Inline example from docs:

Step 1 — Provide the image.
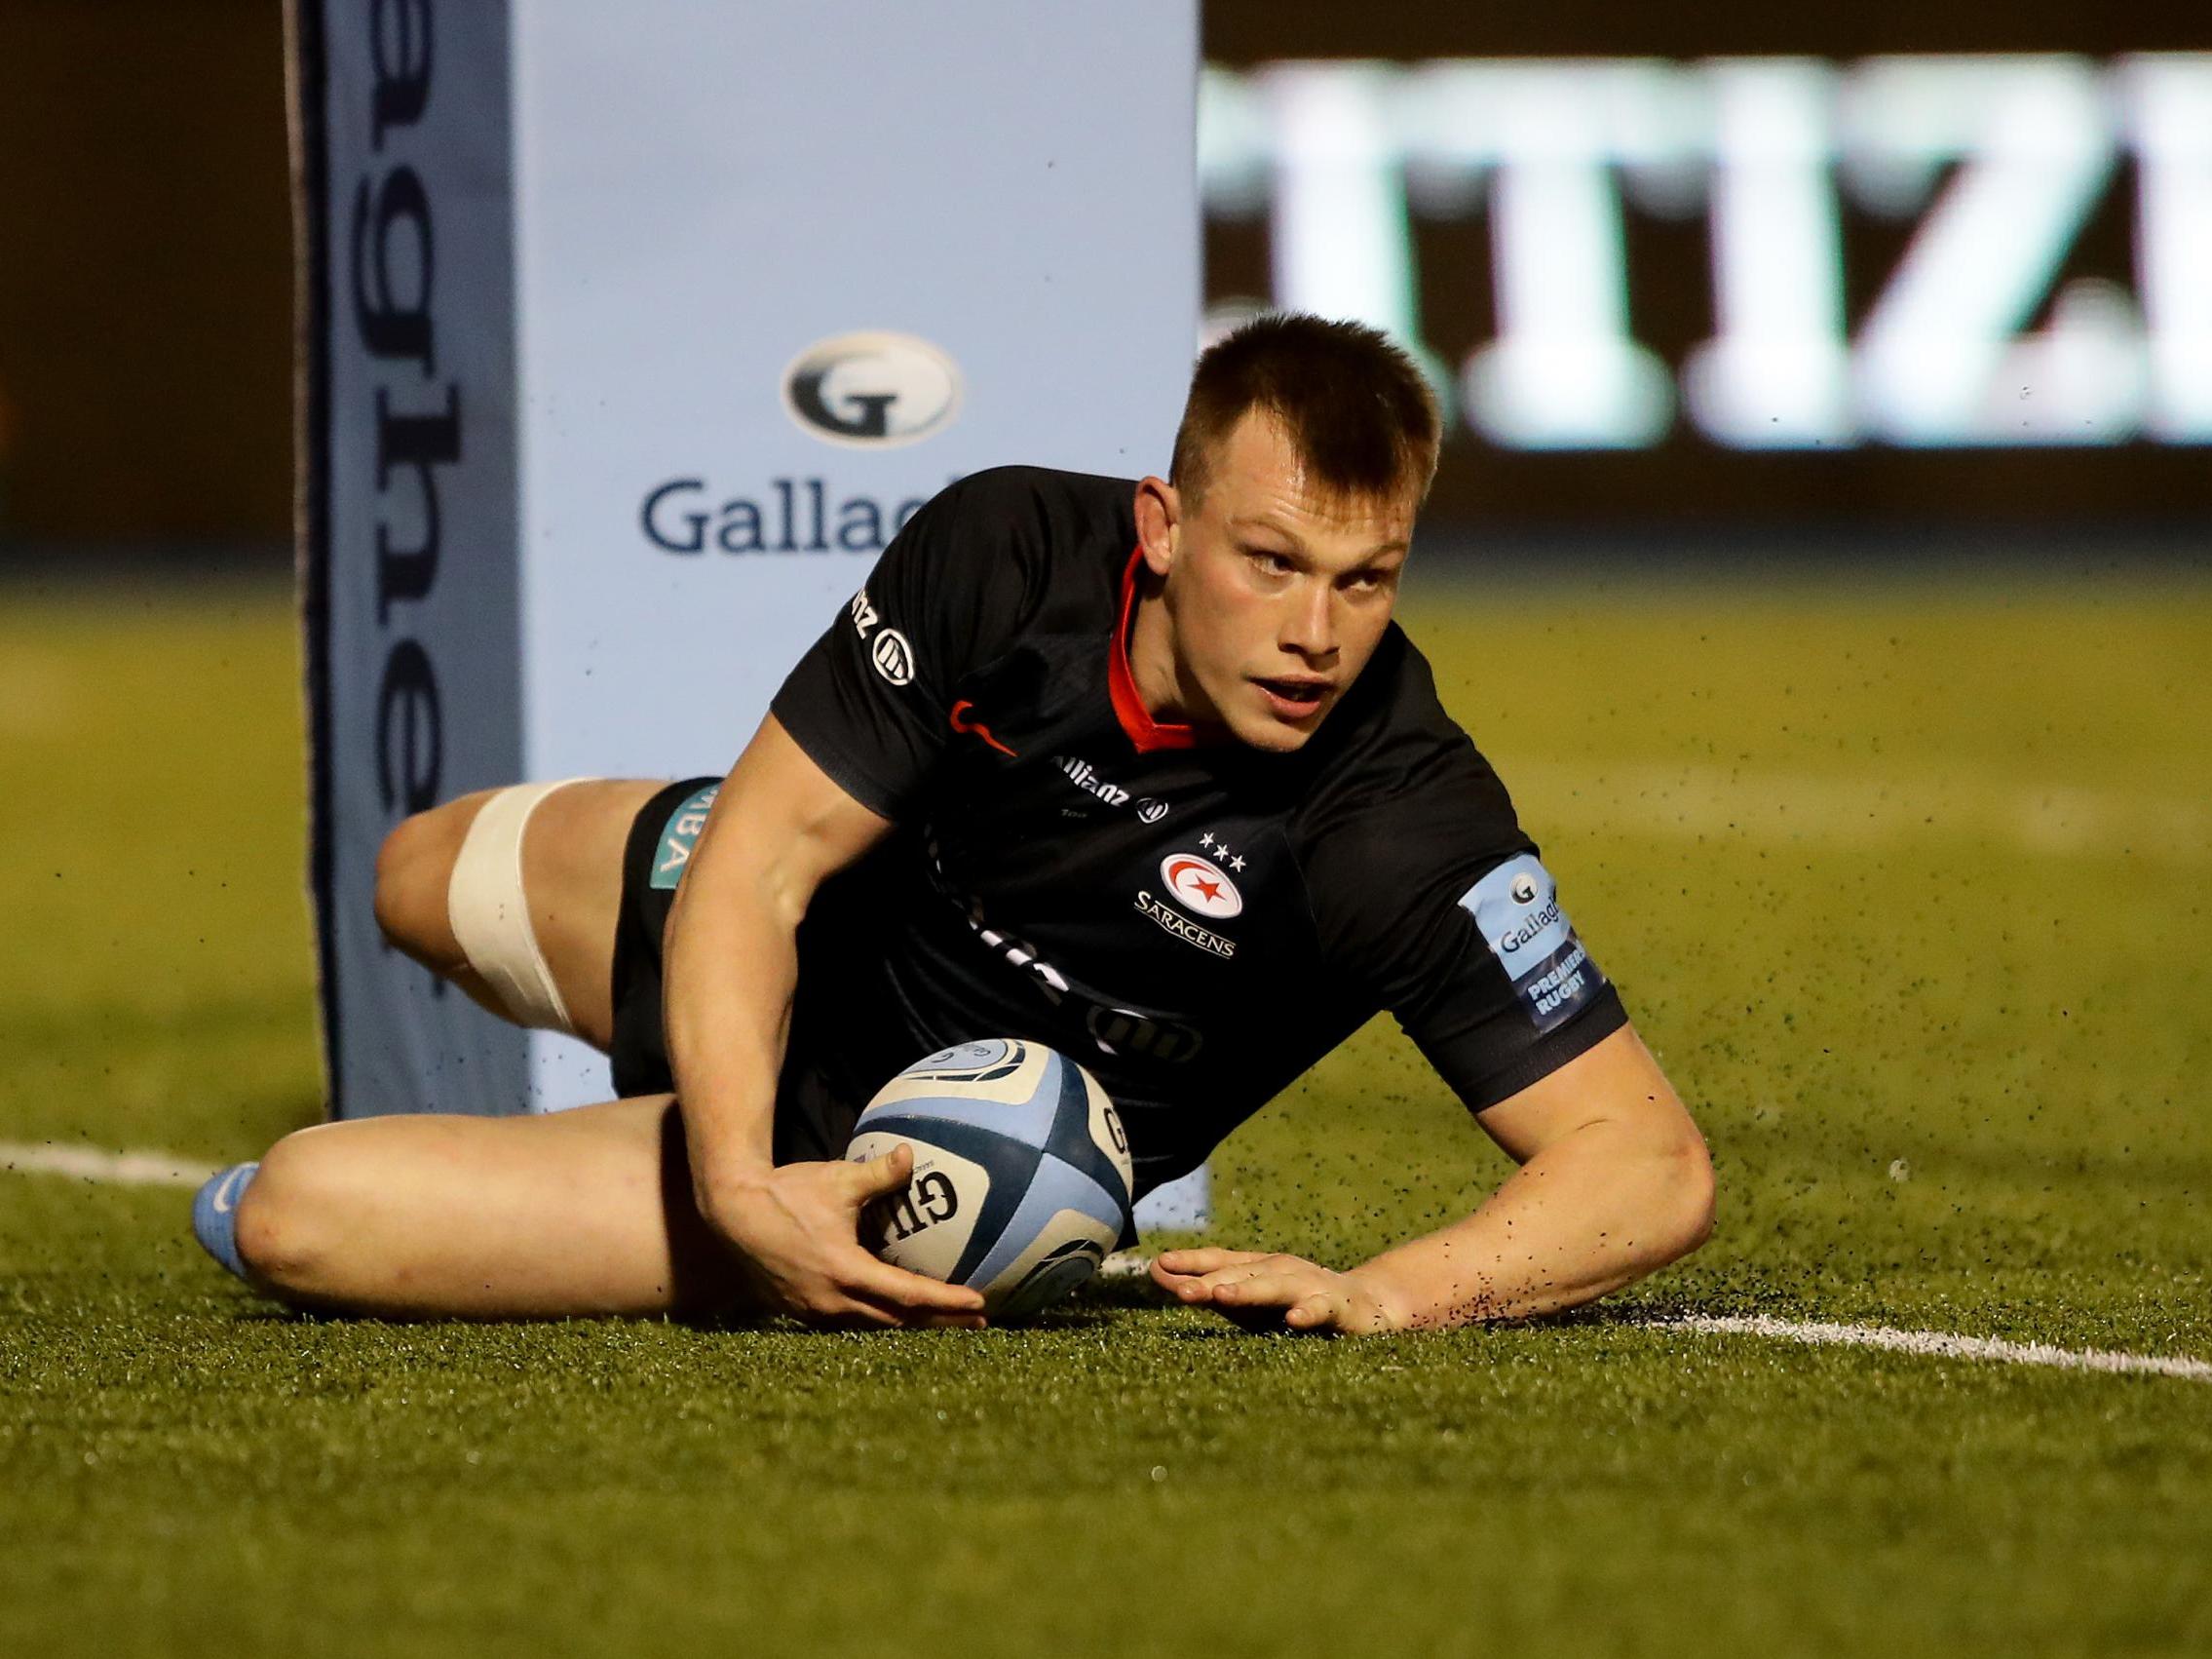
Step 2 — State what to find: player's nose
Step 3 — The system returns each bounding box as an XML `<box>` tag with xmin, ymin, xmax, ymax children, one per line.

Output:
<box><xmin>1278</xmin><ymin>576</ymin><xmax>1339</xmax><ymax>661</ymax></box>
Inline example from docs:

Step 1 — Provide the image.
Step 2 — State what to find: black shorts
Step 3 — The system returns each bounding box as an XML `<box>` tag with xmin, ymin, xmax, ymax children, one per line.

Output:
<box><xmin>608</xmin><ymin>776</ymin><xmax>858</xmax><ymax>1166</ymax></box>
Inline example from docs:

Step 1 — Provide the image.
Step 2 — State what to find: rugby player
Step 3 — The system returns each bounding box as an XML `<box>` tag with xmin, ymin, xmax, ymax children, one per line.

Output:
<box><xmin>195</xmin><ymin>314</ymin><xmax>1714</xmax><ymax>1333</ymax></box>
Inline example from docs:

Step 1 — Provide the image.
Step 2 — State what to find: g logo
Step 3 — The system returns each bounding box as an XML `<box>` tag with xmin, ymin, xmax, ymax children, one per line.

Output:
<box><xmin>782</xmin><ymin>330</ymin><xmax>962</xmax><ymax>447</ymax></box>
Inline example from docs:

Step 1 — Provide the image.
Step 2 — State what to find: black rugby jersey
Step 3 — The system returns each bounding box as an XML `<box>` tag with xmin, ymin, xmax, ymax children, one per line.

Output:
<box><xmin>767</xmin><ymin>466</ymin><xmax>1626</xmax><ymax>1199</ymax></box>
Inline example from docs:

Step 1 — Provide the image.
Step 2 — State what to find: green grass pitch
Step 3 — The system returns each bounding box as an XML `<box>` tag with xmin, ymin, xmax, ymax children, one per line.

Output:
<box><xmin>1</xmin><ymin>561</ymin><xmax>2206</xmax><ymax>1656</ymax></box>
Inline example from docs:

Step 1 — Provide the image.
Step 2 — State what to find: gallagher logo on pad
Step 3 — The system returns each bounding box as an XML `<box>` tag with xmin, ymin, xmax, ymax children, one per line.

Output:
<box><xmin>1160</xmin><ymin>852</ymin><xmax>1241</xmax><ymax>920</ymax></box>
<box><xmin>782</xmin><ymin>331</ymin><xmax>962</xmax><ymax>447</ymax></box>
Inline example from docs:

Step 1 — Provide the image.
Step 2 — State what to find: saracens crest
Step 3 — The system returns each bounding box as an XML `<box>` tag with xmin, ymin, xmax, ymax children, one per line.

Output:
<box><xmin>1159</xmin><ymin>851</ymin><xmax>1241</xmax><ymax>920</ymax></box>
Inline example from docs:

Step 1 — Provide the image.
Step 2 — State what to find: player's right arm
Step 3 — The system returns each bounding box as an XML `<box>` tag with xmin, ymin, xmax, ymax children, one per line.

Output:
<box><xmin>662</xmin><ymin>714</ymin><xmax>985</xmax><ymax>1327</ymax></box>
<box><xmin>667</xmin><ymin>470</ymin><xmax>1050</xmax><ymax>1325</ymax></box>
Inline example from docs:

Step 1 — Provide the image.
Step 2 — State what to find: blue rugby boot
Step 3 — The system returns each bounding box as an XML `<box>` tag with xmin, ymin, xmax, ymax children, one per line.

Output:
<box><xmin>191</xmin><ymin>1162</ymin><xmax>259</xmax><ymax>1282</ymax></box>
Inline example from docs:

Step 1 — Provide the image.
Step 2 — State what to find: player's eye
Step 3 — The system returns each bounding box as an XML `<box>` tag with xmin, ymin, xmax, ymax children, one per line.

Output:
<box><xmin>1246</xmin><ymin>549</ymin><xmax>1295</xmax><ymax>576</ymax></box>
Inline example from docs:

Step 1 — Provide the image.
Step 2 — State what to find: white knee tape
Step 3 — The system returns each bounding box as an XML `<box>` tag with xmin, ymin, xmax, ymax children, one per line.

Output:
<box><xmin>445</xmin><ymin>780</ymin><xmax>591</xmax><ymax>1034</ymax></box>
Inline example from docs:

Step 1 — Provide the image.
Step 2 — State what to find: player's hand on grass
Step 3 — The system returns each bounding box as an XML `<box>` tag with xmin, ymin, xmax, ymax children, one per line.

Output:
<box><xmin>705</xmin><ymin>1144</ymin><xmax>986</xmax><ymax>1330</ymax></box>
<box><xmin>1151</xmin><ymin>1249</ymin><xmax>1405</xmax><ymax>1335</ymax></box>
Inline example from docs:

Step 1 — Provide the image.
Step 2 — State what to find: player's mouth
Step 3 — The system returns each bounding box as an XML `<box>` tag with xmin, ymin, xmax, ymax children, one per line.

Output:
<box><xmin>1253</xmin><ymin>675</ymin><xmax>1332</xmax><ymax>720</ymax></box>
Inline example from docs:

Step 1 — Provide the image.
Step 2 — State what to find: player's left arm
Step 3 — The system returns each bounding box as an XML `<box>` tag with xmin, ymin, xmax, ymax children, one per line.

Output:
<box><xmin>1153</xmin><ymin>1022</ymin><xmax>1712</xmax><ymax>1332</ymax></box>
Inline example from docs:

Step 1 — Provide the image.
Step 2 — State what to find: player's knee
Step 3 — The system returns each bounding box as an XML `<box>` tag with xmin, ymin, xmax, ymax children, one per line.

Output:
<box><xmin>231</xmin><ymin>1129</ymin><xmax>352</xmax><ymax>1303</ymax></box>
<box><xmin>373</xmin><ymin>807</ymin><xmax>462</xmax><ymax>966</ymax></box>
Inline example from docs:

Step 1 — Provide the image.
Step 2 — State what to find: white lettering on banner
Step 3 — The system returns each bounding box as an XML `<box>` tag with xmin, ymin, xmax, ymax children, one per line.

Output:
<box><xmin>1201</xmin><ymin>53</ymin><xmax>2212</xmax><ymax>449</ymax></box>
<box><xmin>1414</xmin><ymin>60</ymin><xmax>1687</xmax><ymax>448</ymax></box>
<box><xmin>2119</xmin><ymin>58</ymin><xmax>2212</xmax><ymax>440</ymax></box>
<box><xmin>1845</xmin><ymin>58</ymin><xmax>2139</xmax><ymax>444</ymax></box>
<box><xmin>1684</xmin><ymin>58</ymin><xmax>1853</xmax><ymax>446</ymax></box>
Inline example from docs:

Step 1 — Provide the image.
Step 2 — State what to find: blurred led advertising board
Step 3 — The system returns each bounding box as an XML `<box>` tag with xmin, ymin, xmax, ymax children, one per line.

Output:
<box><xmin>1202</xmin><ymin>9</ymin><xmax>2212</xmax><ymax>525</ymax></box>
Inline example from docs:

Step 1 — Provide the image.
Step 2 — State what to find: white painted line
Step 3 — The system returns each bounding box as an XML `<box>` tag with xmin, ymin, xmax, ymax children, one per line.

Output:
<box><xmin>1115</xmin><ymin>1252</ymin><xmax>2209</xmax><ymax>1380</ymax></box>
<box><xmin>0</xmin><ymin>1140</ymin><xmax>219</xmax><ymax>1189</ymax></box>
<box><xmin>1641</xmin><ymin>1313</ymin><xmax>2212</xmax><ymax>1382</ymax></box>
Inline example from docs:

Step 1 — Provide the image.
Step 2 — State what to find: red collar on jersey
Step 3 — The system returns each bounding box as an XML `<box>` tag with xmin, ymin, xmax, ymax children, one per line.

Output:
<box><xmin>1109</xmin><ymin>547</ymin><xmax>1199</xmax><ymax>753</ymax></box>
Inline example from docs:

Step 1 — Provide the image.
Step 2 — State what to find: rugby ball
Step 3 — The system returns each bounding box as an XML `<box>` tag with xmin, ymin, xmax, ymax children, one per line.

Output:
<box><xmin>847</xmin><ymin>1038</ymin><xmax>1134</xmax><ymax>1323</ymax></box>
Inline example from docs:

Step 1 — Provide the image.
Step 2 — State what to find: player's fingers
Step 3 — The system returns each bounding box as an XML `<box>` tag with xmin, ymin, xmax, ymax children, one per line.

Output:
<box><xmin>1208</xmin><ymin>1268</ymin><xmax>1314</xmax><ymax>1307</ymax></box>
<box><xmin>1194</xmin><ymin>1258</ymin><xmax>1295</xmax><ymax>1293</ymax></box>
<box><xmin>804</xmin><ymin>1293</ymin><xmax>901</xmax><ymax>1331</ymax></box>
<box><xmin>1156</xmin><ymin>1258</ymin><xmax>1294</xmax><ymax>1305</ymax></box>
<box><xmin>1153</xmin><ymin>1265</ymin><xmax>1212</xmax><ymax>1305</ymax></box>
<box><xmin>846</xmin><ymin>1141</ymin><xmax>915</xmax><ymax>1201</ymax></box>
<box><xmin>844</xmin><ymin>1253</ymin><xmax>985</xmax><ymax>1314</ymax></box>
<box><xmin>1155</xmin><ymin>1248</ymin><xmax>1268</xmax><ymax>1275</ymax></box>
<box><xmin>1150</xmin><ymin>1265</ymin><xmax>1202</xmax><ymax>1309</ymax></box>
<box><xmin>836</xmin><ymin>1285</ymin><xmax>987</xmax><ymax>1331</ymax></box>
<box><xmin>1282</xmin><ymin>1291</ymin><xmax>1345</xmax><ymax>1332</ymax></box>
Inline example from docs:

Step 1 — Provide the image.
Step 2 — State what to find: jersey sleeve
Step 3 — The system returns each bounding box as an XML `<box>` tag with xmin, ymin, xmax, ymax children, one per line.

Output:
<box><xmin>1301</xmin><ymin>746</ymin><xmax>1628</xmax><ymax>1114</ymax></box>
<box><xmin>769</xmin><ymin>469</ymin><xmax>1046</xmax><ymax>819</ymax></box>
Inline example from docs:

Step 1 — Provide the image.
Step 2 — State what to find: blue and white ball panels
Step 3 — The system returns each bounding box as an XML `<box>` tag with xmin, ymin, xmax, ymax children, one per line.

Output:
<box><xmin>847</xmin><ymin>1039</ymin><xmax>1134</xmax><ymax>1322</ymax></box>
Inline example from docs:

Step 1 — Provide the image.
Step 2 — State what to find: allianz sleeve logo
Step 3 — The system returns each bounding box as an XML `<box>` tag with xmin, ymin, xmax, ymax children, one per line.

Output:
<box><xmin>848</xmin><ymin>587</ymin><xmax>916</xmax><ymax>686</ymax></box>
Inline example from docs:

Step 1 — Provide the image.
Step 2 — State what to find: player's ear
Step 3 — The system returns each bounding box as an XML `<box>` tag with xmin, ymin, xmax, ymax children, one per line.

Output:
<box><xmin>1133</xmin><ymin>476</ymin><xmax>1178</xmax><ymax>577</ymax></box>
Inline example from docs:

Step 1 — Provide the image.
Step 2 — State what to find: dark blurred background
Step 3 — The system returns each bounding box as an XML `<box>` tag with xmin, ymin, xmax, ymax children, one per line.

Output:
<box><xmin>0</xmin><ymin>0</ymin><xmax>291</xmax><ymax>550</ymax></box>
<box><xmin>0</xmin><ymin>0</ymin><xmax>2204</xmax><ymax>555</ymax></box>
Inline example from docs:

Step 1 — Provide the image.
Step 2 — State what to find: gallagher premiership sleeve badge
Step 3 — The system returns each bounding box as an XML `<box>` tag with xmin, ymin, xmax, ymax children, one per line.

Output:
<box><xmin>1458</xmin><ymin>854</ymin><xmax>1609</xmax><ymax>1034</ymax></box>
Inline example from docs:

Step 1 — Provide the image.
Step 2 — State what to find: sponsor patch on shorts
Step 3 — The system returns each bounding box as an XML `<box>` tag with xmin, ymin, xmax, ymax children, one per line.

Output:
<box><xmin>651</xmin><ymin>785</ymin><xmax>719</xmax><ymax>890</ymax></box>
<box><xmin>1459</xmin><ymin>853</ymin><xmax>1607</xmax><ymax>1033</ymax></box>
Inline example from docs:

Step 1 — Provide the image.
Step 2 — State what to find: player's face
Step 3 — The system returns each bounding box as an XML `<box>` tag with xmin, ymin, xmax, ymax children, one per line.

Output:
<box><xmin>1144</xmin><ymin>412</ymin><xmax>1416</xmax><ymax>754</ymax></box>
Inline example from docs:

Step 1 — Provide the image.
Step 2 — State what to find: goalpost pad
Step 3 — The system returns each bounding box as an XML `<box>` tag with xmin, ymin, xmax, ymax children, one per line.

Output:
<box><xmin>293</xmin><ymin>0</ymin><xmax>1209</xmax><ymax>1226</ymax></box>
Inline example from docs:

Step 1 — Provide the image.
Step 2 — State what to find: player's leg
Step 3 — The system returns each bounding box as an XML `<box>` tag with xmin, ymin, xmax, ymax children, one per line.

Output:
<box><xmin>373</xmin><ymin>778</ymin><xmax>667</xmax><ymax>1050</ymax></box>
<box><xmin>228</xmin><ymin>1094</ymin><xmax>741</xmax><ymax>1319</ymax></box>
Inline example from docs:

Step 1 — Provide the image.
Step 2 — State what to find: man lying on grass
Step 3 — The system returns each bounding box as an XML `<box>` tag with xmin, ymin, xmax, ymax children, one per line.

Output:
<box><xmin>193</xmin><ymin>314</ymin><xmax>1714</xmax><ymax>1332</ymax></box>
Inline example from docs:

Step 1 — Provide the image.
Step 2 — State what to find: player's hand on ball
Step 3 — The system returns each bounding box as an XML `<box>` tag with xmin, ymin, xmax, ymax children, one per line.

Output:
<box><xmin>1150</xmin><ymin>1249</ymin><xmax>1404</xmax><ymax>1335</ymax></box>
<box><xmin>707</xmin><ymin>1145</ymin><xmax>987</xmax><ymax>1330</ymax></box>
